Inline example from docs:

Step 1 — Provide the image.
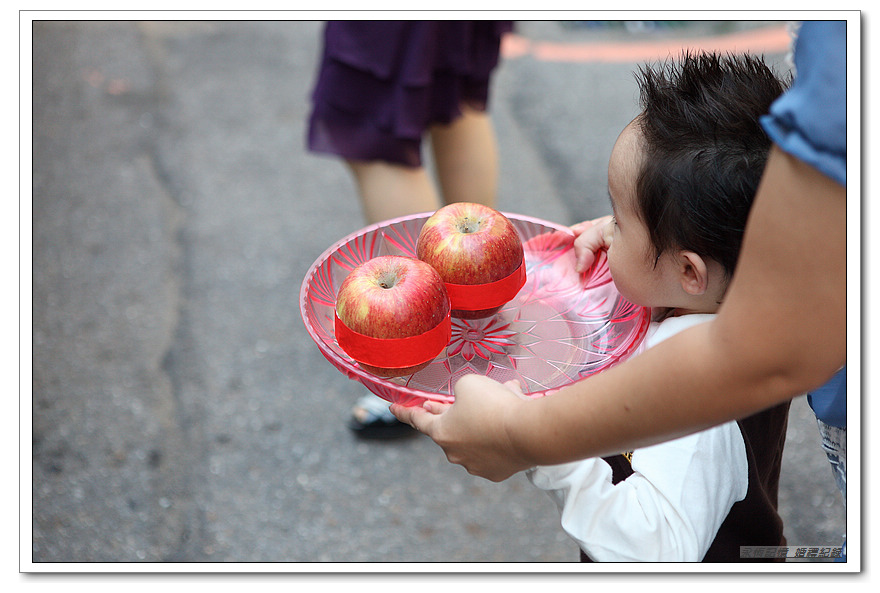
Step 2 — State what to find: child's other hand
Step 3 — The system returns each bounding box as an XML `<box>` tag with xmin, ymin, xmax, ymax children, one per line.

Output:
<box><xmin>570</xmin><ymin>215</ymin><xmax>613</xmax><ymax>273</ymax></box>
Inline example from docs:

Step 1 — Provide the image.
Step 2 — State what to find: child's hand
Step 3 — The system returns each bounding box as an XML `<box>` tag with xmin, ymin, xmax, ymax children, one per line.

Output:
<box><xmin>570</xmin><ymin>215</ymin><xmax>613</xmax><ymax>273</ymax></box>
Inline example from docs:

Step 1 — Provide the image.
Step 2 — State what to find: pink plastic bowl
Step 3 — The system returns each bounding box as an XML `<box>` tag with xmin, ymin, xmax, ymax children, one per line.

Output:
<box><xmin>300</xmin><ymin>213</ymin><xmax>650</xmax><ymax>407</ymax></box>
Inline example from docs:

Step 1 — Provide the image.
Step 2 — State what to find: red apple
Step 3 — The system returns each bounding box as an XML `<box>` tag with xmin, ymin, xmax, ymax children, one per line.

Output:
<box><xmin>416</xmin><ymin>202</ymin><xmax>525</xmax><ymax>319</ymax></box>
<box><xmin>335</xmin><ymin>255</ymin><xmax>451</xmax><ymax>377</ymax></box>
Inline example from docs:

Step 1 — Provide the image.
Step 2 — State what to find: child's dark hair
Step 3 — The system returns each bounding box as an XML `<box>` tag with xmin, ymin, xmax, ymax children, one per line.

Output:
<box><xmin>634</xmin><ymin>51</ymin><xmax>789</xmax><ymax>277</ymax></box>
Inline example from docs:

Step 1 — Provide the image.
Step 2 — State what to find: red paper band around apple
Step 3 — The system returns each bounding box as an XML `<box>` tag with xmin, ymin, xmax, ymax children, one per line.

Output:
<box><xmin>443</xmin><ymin>261</ymin><xmax>527</xmax><ymax>311</ymax></box>
<box><xmin>334</xmin><ymin>311</ymin><xmax>452</xmax><ymax>369</ymax></box>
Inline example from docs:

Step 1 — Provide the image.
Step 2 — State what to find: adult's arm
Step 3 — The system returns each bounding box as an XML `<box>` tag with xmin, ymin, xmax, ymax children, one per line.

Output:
<box><xmin>391</xmin><ymin>145</ymin><xmax>846</xmax><ymax>481</ymax></box>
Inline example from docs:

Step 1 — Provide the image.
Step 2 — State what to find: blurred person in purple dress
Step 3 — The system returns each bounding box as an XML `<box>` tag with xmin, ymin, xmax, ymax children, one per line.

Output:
<box><xmin>307</xmin><ymin>20</ymin><xmax>513</xmax><ymax>438</ymax></box>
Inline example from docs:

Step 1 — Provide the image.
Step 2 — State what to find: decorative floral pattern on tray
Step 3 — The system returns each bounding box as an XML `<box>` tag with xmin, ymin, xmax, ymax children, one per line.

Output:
<box><xmin>300</xmin><ymin>213</ymin><xmax>650</xmax><ymax>406</ymax></box>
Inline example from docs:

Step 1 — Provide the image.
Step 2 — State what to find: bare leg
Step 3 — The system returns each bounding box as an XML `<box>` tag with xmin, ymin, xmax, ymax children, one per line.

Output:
<box><xmin>344</xmin><ymin>106</ymin><xmax>501</xmax><ymax>438</ymax></box>
<box><xmin>429</xmin><ymin>105</ymin><xmax>499</xmax><ymax>208</ymax></box>
<box><xmin>344</xmin><ymin>159</ymin><xmax>441</xmax><ymax>438</ymax></box>
<box><xmin>346</xmin><ymin>160</ymin><xmax>441</xmax><ymax>225</ymax></box>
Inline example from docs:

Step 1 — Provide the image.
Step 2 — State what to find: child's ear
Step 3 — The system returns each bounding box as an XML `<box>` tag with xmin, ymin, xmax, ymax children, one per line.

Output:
<box><xmin>677</xmin><ymin>251</ymin><xmax>710</xmax><ymax>296</ymax></box>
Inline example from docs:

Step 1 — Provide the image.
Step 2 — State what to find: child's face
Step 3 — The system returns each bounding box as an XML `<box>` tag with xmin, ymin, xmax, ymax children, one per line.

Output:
<box><xmin>604</xmin><ymin>122</ymin><xmax>680</xmax><ymax>308</ymax></box>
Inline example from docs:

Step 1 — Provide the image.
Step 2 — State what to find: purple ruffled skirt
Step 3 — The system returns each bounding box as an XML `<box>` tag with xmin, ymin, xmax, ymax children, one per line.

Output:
<box><xmin>307</xmin><ymin>21</ymin><xmax>514</xmax><ymax>167</ymax></box>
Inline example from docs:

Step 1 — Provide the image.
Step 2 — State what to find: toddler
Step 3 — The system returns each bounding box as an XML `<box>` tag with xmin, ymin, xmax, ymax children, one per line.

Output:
<box><xmin>527</xmin><ymin>51</ymin><xmax>793</xmax><ymax>562</ymax></box>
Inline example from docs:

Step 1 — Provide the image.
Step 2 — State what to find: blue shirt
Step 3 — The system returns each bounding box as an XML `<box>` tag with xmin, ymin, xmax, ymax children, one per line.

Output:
<box><xmin>761</xmin><ymin>21</ymin><xmax>847</xmax><ymax>187</ymax></box>
<box><xmin>808</xmin><ymin>367</ymin><xmax>846</xmax><ymax>429</ymax></box>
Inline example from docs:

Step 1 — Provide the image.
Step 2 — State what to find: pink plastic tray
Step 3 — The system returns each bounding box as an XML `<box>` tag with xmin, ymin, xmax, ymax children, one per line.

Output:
<box><xmin>300</xmin><ymin>213</ymin><xmax>650</xmax><ymax>406</ymax></box>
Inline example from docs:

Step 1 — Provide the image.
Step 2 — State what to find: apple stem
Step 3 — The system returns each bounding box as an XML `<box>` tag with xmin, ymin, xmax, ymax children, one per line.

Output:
<box><xmin>378</xmin><ymin>272</ymin><xmax>398</xmax><ymax>289</ymax></box>
<box><xmin>457</xmin><ymin>217</ymin><xmax>482</xmax><ymax>234</ymax></box>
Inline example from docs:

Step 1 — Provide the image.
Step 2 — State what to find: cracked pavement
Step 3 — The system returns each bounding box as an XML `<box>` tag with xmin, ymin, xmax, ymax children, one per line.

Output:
<box><xmin>29</xmin><ymin>20</ymin><xmax>846</xmax><ymax>565</ymax></box>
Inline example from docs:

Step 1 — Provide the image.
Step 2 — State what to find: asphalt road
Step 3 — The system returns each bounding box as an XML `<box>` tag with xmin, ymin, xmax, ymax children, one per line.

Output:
<box><xmin>29</xmin><ymin>19</ymin><xmax>846</xmax><ymax>566</ymax></box>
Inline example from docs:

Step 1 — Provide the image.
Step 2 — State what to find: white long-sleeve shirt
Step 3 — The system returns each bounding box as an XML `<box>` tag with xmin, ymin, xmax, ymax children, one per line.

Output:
<box><xmin>526</xmin><ymin>314</ymin><xmax>749</xmax><ymax>562</ymax></box>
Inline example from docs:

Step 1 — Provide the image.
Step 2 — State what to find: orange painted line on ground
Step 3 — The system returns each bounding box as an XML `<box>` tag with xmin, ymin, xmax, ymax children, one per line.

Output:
<box><xmin>502</xmin><ymin>24</ymin><xmax>792</xmax><ymax>63</ymax></box>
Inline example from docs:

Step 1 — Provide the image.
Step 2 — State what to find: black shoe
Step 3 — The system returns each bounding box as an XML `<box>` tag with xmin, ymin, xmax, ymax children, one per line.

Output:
<box><xmin>347</xmin><ymin>393</ymin><xmax>416</xmax><ymax>439</ymax></box>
